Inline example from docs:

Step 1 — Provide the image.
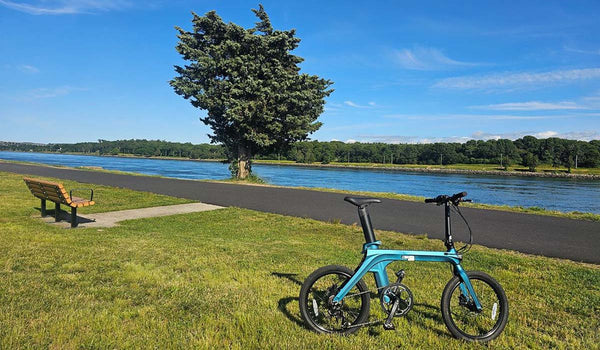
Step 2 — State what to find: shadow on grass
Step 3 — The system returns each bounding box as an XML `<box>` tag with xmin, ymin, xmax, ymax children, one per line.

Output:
<box><xmin>277</xmin><ymin>296</ymin><xmax>306</xmax><ymax>328</ymax></box>
<box><xmin>271</xmin><ymin>272</ymin><xmax>303</xmax><ymax>286</ymax></box>
<box><xmin>271</xmin><ymin>272</ymin><xmax>308</xmax><ymax>329</ymax></box>
<box><xmin>34</xmin><ymin>207</ymin><xmax>95</xmax><ymax>225</ymax></box>
<box><xmin>271</xmin><ymin>272</ymin><xmax>449</xmax><ymax>338</ymax></box>
<box><xmin>404</xmin><ymin>303</ymin><xmax>450</xmax><ymax>338</ymax></box>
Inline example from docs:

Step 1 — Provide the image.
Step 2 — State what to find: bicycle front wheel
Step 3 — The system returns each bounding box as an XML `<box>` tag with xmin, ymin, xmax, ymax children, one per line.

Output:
<box><xmin>441</xmin><ymin>270</ymin><xmax>509</xmax><ymax>342</ymax></box>
<box><xmin>299</xmin><ymin>265</ymin><xmax>370</xmax><ymax>335</ymax></box>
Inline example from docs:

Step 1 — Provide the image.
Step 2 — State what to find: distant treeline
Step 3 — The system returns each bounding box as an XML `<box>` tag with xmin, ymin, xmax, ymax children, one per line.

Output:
<box><xmin>2</xmin><ymin>136</ymin><xmax>599</xmax><ymax>169</ymax></box>
<box><xmin>0</xmin><ymin>139</ymin><xmax>226</xmax><ymax>160</ymax></box>
<box><xmin>277</xmin><ymin>137</ymin><xmax>600</xmax><ymax>170</ymax></box>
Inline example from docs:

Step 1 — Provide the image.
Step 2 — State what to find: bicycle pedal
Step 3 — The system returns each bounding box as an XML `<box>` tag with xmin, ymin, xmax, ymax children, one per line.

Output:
<box><xmin>383</xmin><ymin>321</ymin><xmax>395</xmax><ymax>330</ymax></box>
<box><xmin>395</xmin><ymin>269</ymin><xmax>405</xmax><ymax>283</ymax></box>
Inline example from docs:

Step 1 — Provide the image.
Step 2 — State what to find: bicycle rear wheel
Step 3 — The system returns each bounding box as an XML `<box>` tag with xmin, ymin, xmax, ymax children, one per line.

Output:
<box><xmin>299</xmin><ymin>265</ymin><xmax>370</xmax><ymax>335</ymax></box>
<box><xmin>441</xmin><ymin>270</ymin><xmax>509</xmax><ymax>342</ymax></box>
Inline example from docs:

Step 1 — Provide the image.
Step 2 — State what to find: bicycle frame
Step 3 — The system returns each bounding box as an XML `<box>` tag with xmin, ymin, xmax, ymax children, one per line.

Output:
<box><xmin>333</xmin><ymin>201</ymin><xmax>482</xmax><ymax>311</ymax></box>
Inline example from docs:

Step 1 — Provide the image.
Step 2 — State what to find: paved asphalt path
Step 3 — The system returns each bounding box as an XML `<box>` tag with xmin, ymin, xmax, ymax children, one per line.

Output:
<box><xmin>2</xmin><ymin>161</ymin><xmax>599</xmax><ymax>264</ymax></box>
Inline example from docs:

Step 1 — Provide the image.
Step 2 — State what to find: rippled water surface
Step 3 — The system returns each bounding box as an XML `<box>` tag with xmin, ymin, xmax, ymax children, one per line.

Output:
<box><xmin>1</xmin><ymin>151</ymin><xmax>599</xmax><ymax>213</ymax></box>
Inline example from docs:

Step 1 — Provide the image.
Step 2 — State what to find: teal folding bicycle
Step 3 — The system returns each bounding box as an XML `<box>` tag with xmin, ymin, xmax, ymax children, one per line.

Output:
<box><xmin>299</xmin><ymin>192</ymin><xmax>508</xmax><ymax>342</ymax></box>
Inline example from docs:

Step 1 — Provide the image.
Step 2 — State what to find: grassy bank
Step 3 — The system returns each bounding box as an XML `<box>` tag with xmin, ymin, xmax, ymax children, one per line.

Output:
<box><xmin>255</xmin><ymin>159</ymin><xmax>600</xmax><ymax>176</ymax></box>
<box><xmin>0</xmin><ymin>172</ymin><xmax>598</xmax><ymax>348</ymax></box>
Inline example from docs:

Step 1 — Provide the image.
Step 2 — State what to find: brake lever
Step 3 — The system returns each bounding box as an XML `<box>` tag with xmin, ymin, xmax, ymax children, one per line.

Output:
<box><xmin>453</xmin><ymin>198</ymin><xmax>472</xmax><ymax>206</ymax></box>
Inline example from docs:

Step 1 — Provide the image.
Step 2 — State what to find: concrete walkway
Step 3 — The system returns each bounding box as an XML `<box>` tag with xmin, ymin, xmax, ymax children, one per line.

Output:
<box><xmin>42</xmin><ymin>202</ymin><xmax>224</xmax><ymax>228</ymax></box>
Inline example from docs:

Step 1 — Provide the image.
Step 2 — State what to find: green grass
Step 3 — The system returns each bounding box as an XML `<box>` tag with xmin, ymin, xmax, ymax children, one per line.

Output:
<box><xmin>255</xmin><ymin>159</ymin><xmax>600</xmax><ymax>176</ymax></box>
<box><xmin>0</xmin><ymin>172</ymin><xmax>599</xmax><ymax>348</ymax></box>
<box><xmin>222</xmin><ymin>173</ymin><xmax>267</xmax><ymax>184</ymax></box>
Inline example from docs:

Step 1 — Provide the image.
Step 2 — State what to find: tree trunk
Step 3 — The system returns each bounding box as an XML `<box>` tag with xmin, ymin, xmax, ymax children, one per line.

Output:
<box><xmin>236</xmin><ymin>145</ymin><xmax>251</xmax><ymax>179</ymax></box>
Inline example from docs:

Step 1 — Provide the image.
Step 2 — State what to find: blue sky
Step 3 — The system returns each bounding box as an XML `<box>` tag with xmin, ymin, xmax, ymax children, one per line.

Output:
<box><xmin>1</xmin><ymin>0</ymin><xmax>599</xmax><ymax>144</ymax></box>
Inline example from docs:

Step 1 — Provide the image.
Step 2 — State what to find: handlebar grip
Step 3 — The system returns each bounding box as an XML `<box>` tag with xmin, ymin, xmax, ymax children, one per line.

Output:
<box><xmin>450</xmin><ymin>191</ymin><xmax>467</xmax><ymax>201</ymax></box>
<box><xmin>424</xmin><ymin>198</ymin><xmax>437</xmax><ymax>203</ymax></box>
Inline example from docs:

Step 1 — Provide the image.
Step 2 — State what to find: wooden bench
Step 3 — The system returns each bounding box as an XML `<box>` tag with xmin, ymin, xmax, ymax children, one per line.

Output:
<box><xmin>23</xmin><ymin>177</ymin><xmax>95</xmax><ymax>228</ymax></box>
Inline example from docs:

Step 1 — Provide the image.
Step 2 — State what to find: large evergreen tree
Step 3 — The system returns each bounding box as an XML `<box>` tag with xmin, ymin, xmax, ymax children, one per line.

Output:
<box><xmin>170</xmin><ymin>5</ymin><xmax>333</xmax><ymax>178</ymax></box>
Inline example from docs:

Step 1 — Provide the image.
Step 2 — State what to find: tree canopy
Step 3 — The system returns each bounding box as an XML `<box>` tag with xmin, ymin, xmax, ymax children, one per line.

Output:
<box><xmin>170</xmin><ymin>5</ymin><xmax>333</xmax><ymax>178</ymax></box>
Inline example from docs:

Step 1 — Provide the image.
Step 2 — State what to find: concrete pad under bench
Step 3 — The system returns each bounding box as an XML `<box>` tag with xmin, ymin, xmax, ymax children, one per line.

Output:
<box><xmin>39</xmin><ymin>202</ymin><xmax>224</xmax><ymax>228</ymax></box>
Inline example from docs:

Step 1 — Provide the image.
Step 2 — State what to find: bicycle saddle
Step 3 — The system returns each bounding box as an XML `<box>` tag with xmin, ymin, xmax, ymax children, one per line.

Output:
<box><xmin>344</xmin><ymin>196</ymin><xmax>381</xmax><ymax>207</ymax></box>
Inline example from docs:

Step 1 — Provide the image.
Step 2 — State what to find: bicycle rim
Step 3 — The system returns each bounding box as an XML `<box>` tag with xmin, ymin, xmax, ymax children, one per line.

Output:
<box><xmin>303</xmin><ymin>271</ymin><xmax>367</xmax><ymax>333</ymax></box>
<box><xmin>447</xmin><ymin>277</ymin><xmax>505</xmax><ymax>339</ymax></box>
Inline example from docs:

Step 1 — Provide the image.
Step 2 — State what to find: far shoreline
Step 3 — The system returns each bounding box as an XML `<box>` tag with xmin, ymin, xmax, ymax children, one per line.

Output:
<box><xmin>2</xmin><ymin>149</ymin><xmax>599</xmax><ymax>180</ymax></box>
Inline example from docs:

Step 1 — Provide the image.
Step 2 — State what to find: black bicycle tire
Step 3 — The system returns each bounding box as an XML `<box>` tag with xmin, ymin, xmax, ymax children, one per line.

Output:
<box><xmin>299</xmin><ymin>265</ymin><xmax>370</xmax><ymax>335</ymax></box>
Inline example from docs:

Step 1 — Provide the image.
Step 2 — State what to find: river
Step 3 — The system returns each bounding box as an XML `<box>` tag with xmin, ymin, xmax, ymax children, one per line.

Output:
<box><xmin>1</xmin><ymin>151</ymin><xmax>598</xmax><ymax>214</ymax></box>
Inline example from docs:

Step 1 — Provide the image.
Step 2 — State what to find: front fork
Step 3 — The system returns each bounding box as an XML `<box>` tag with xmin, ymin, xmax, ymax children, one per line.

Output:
<box><xmin>453</xmin><ymin>263</ymin><xmax>483</xmax><ymax>312</ymax></box>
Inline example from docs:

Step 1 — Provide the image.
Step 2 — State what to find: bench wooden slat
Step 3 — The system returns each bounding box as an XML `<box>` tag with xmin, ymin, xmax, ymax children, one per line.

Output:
<box><xmin>28</xmin><ymin>187</ymin><xmax>64</xmax><ymax>199</ymax></box>
<box><xmin>29</xmin><ymin>191</ymin><xmax>67</xmax><ymax>204</ymax></box>
<box><xmin>71</xmin><ymin>196</ymin><xmax>95</xmax><ymax>207</ymax></box>
<box><xmin>24</xmin><ymin>178</ymin><xmax>73</xmax><ymax>206</ymax></box>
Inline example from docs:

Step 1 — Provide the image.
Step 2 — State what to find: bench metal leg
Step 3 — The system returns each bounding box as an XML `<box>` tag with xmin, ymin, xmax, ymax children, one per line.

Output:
<box><xmin>55</xmin><ymin>203</ymin><xmax>60</xmax><ymax>222</ymax></box>
<box><xmin>41</xmin><ymin>199</ymin><xmax>46</xmax><ymax>217</ymax></box>
<box><xmin>71</xmin><ymin>207</ymin><xmax>78</xmax><ymax>228</ymax></box>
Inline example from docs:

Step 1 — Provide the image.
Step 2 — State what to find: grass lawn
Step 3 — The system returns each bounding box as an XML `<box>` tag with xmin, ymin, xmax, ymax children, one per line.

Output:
<box><xmin>255</xmin><ymin>159</ymin><xmax>600</xmax><ymax>176</ymax></box>
<box><xmin>0</xmin><ymin>172</ymin><xmax>598</xmax><ymax>349</ymax></box>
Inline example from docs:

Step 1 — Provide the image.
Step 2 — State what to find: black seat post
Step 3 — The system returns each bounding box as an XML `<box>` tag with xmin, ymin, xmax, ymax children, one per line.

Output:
<box><xmin>358</xmin><ymin>206</ymin><xmax>377</xmax><ymax>243</ymax></box>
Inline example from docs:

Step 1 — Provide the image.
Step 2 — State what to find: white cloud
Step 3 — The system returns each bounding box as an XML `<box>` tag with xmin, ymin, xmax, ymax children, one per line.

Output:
<box><xmin>345</xmin><ymin>139</ymin><xmax>357</xmax><ymax>144</ymax></box>
<box><xmin>471</xmin><ymin>130</ymin><xmax>599</xmax><ymax>141</ymax></box>
<box><xmin>357</xmin><ymin>135</ymin><xmax>472</xmax><ymax>144</ymax></box>
<box><xmin>17</xmin><ymin>64</ymin><xmax>39</xmax><ymax>73</ymax></box>
<box><xmin>393</xmin><ymin>46</ymin><xmax>477</xmax><ymax>70</ymax></box>
<box><xmin>324</xmin><ymin>122</ymin><xmax>400</xmax><ymax>131</ymax></box>
<box><xmin>434</xmin><ymin>68</ymin><xmax>600</xmax><ymax>90</ymax></box>
<box><xmin>533</xmin><ymin>131</ymin><xmax>558</xmax><ymax>138</ymax></box>
<box><xmin>581</xmin><ymin>91</ymin><xmax>600</xmax><ymax>107</ymax></box>
<box><xmin>470</xmin><ymin>101</ymin><xmax>585</xmax><ymax>111</ymax></box>
<box><xmin>564</xmin><ymin>46</ymin><xmax>600</xmax><ymax>55</ymax></box>
<box><xmin>17</xmin><ymin>86</ymin><xmax>87</xmax><ymax>100</ymax></box>
<box><xmin>0</xmin><ymin>0</ymin><xmax>131</xmax><ymax>15</ymax></box>
<box><xmin>383</xmin><ymin>113</ymin><xmax>584</xmax><ymax>121</ymax></box>
<box><xmin>323</xmin><ymin>106</ymin><xmax>340</xmax><ymax>113</ymax></box>
<box><xmin>352</xmin><ymin>130</ymin><xmax>599</xmax><ymax>144</ymax></box>
<box><xmin>343</xmin><ymin>100</ymin><xmax>374</xmax><ymax>108</ymax></box>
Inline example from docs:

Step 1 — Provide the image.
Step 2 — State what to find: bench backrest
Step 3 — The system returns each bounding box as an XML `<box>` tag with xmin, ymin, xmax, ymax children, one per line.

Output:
<box><xmin>23</xmin><ymin>177</ymin><xmax>72</xmax><ymax>205</ymax></box>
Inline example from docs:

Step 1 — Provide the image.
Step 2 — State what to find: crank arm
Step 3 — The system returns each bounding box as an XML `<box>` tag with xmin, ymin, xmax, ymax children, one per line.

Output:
<box><xmin>383</xmin><ymin>298</ymin><xmax>400</xmax><ymax>330</ymax></box>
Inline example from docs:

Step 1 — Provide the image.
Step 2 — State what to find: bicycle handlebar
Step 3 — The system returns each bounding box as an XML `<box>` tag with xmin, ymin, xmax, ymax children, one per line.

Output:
<box><xmin>424</xmin><ymin>192</ymin><xmax>468</xmax><ymax>205</ymax></box>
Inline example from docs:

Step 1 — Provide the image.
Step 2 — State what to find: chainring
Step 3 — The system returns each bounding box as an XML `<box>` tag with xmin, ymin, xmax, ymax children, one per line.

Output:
<box><xmin>380</xmin><ymin>283</ymin><xmax>414</xmax><ymax>317</ymax></box>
